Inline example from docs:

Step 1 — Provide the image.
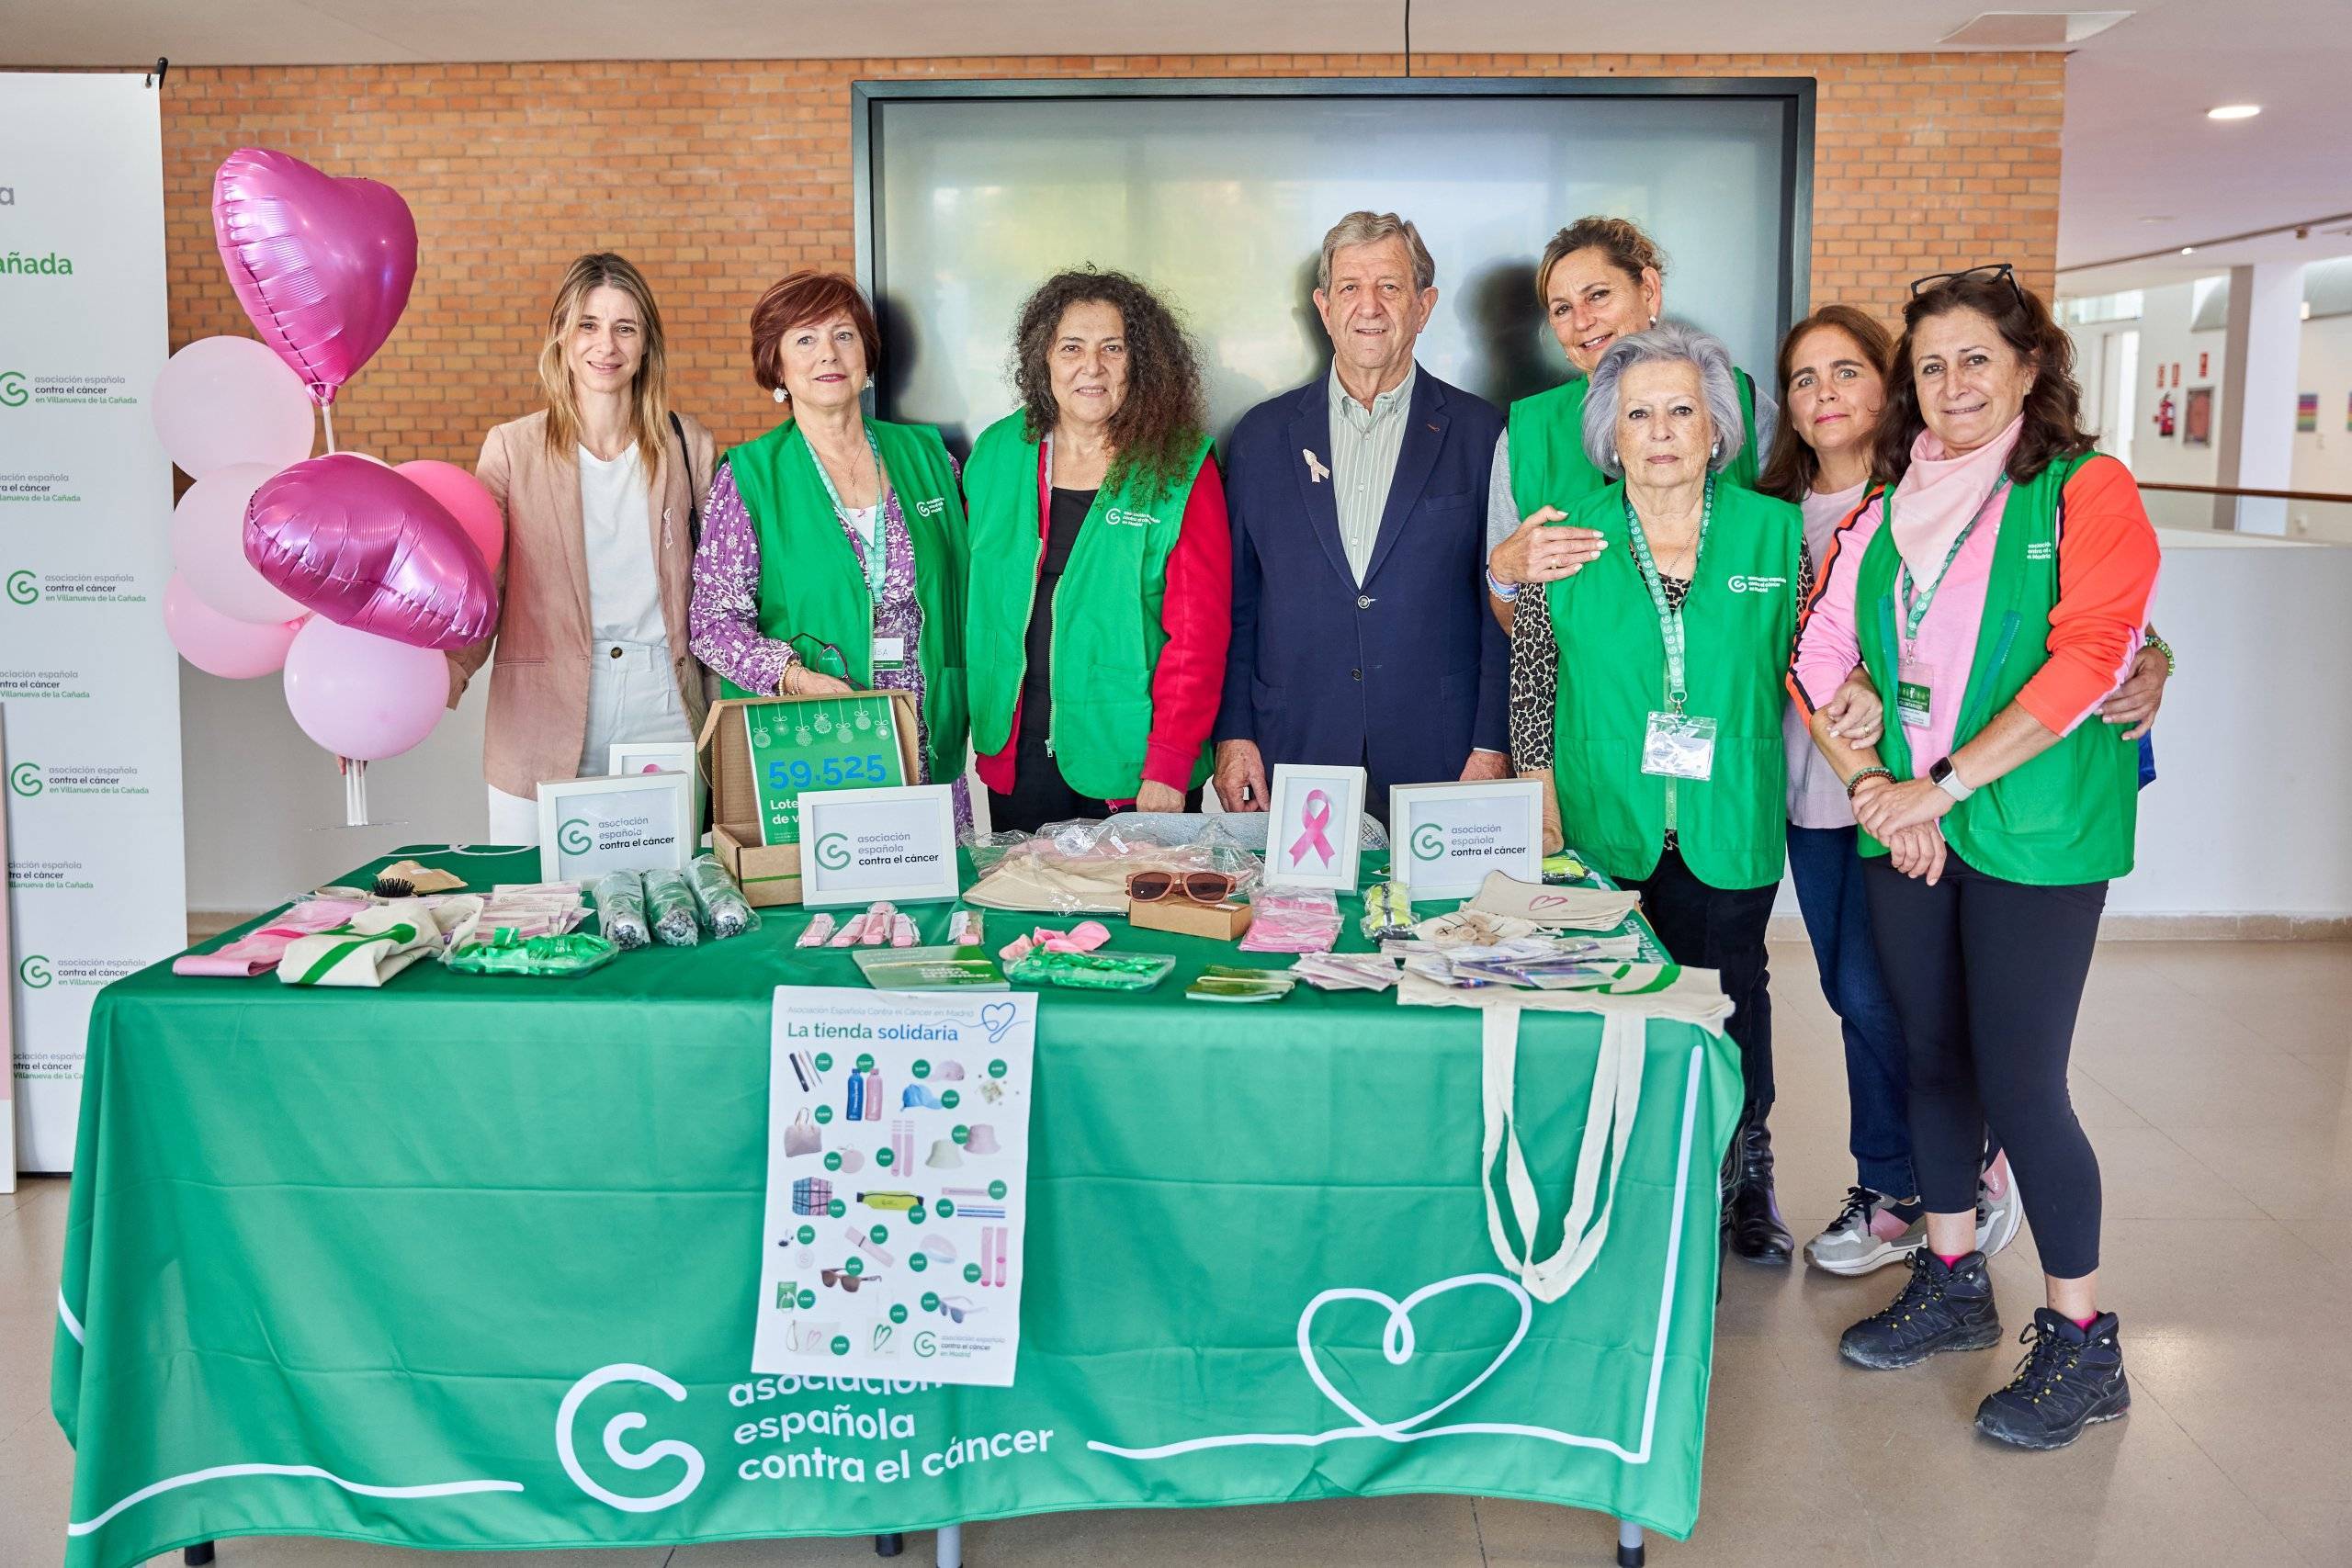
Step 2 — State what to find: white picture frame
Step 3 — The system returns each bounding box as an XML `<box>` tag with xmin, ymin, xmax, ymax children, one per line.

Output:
<box><xmin>535</xmin><ymin>772</ymin><xmax>695</xmax><ymax>884</ymax></box>
<box><xmin>1388</xmin><ymin>779</ymin><xmax>1544</xmax><ymax>900</ymax></box>
<box><xmin>797</xmin><ymin>784</ymin><xmax>961</xmax><ymax>908</ymax></box>
<box><xmin>608</xmin><ymin>740</ymin><xmax>705</xmax><ymax>835</ymax></box>
<box><xmin>1263</xmin><ymin>762</ymin><xmax>1367</xmax><ymax>892</ymax></box>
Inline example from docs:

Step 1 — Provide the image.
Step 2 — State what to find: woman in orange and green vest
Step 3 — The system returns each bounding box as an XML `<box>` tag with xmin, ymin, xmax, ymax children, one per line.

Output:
<box><xmin>1505</xmin><ymin>321</ymin><xmax>1815</xmax><ymax>1266</ymax></box>
<box><xmin>687</xmin><ymin>270</ymin><xmax>970</xmax><ymax>817</ymax></box>
<box><xmin>1792</xmin><ymin>265</ymin><xmax>2161</xmax><ymax>1452</ymax></box>
<box><xmin>1485</xmin><ymin>216</ymin><xmax>1775</xmax><ymax>631</ymax></box>
<box><xmin>964</xmin><ymin>269</ymin><xmax>1231</xmax><ymax>834</ymax></box>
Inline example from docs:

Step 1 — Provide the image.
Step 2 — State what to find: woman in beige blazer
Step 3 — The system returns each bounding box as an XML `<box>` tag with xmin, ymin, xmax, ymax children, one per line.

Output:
<box><xmin>447</xmin><ymin>253</ymin><xmax>717</xmax><ymax>844</ymax></box>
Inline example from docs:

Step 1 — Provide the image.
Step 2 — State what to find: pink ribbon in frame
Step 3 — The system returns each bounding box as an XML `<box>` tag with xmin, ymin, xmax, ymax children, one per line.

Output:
<box><xmin>1289</xmin><ymin>789</ymin><xmax>1337</xmax><ymax>868</ymax></box>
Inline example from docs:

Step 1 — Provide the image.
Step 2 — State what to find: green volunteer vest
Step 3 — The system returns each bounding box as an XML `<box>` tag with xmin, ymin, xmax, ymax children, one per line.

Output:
<box><xmin>962</xmin><ymin>412</ymin><xmax>1216</xmax><ymax>801</ymax></box>
<box><xmin>1854</xmin><ymin>453</ymin><xmax>2139</xmax><ymax>886</ymax></box>
<box><xmin>722</xmin><ymin>418</ymin><xmax>970</xmax><ymax>785</ymax></box>
<box><xmin>1544</xmin><ymin>480</ymin><xmax>1801</xmax><ymax>889</ymax></box>
<box><xmin>1507</xmin><ymin>367</ymin><xmax>1760</xmax><ymax>519</ymax></box>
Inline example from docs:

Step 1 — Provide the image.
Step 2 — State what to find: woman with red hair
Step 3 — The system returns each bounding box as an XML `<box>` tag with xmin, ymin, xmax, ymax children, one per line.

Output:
<box><xmin>689</xmin><ymin>270</ymin><xmax>970</xmax><ymax>805</ymax></box>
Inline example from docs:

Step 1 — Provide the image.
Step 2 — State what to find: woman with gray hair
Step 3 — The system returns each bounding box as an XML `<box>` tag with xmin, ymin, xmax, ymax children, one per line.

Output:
<box><xmin>1508</xmin><ymin>321</ymin><xmax>1809</xmax><ymax>1263</ymax></box>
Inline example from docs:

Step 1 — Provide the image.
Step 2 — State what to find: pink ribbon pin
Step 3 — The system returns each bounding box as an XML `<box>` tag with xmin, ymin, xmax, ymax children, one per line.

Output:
<box><xmin>1289</xmin><ymin>789</ymin><xmax>1337</xmax><ymax>867</ymax></box>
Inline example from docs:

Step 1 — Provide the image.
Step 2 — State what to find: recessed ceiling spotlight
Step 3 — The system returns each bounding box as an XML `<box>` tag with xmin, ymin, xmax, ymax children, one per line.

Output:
<box><xmin>2180</xmin><ymin>246</ymin><xmax>2195</xmax><ymax>254</ymax></box>
<box><xmin>2207</xmin><ymin>104</ymin><xmax>2262</xmax><ymax>120</ymax></box>
<box><xmin>2139</xmin><ymin>215</ymin><xmax>2176</xmax><ymax>224</ymax></box>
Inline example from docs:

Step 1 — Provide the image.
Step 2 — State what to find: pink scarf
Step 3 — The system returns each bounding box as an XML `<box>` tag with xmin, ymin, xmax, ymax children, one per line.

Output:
<box><xmin>1891</xmin><ymin>414</ymin><xmax>2024</xmax><ymax>584</ymax></box>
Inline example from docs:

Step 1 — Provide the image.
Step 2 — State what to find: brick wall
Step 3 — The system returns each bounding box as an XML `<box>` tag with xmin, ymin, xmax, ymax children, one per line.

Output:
<box><xmin>161</xmin><ymin>51</ymin><xmax>2064</xmax><ymax>464</ymax></box>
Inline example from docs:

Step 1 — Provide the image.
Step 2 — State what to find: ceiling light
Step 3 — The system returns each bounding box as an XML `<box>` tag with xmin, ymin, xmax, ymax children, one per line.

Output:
<box><xmin>2139</xmin><ymin>215</ymin><xmax>2175</xmax><ymax>224</ymax></box>
<box><xmin>1939</xmin><ymin>10</ymin><xmax>2133</xmax><ymax>46</ymax></box>
<box><xmin>2207</xmin><ymin>104</ymin><xmax>2262</xmax><ymax>120</ymax></box>
<box><xmin>2180</xmin><ymin>247</ymin><xmax>2195</xmax><ymax>254</ymax></box>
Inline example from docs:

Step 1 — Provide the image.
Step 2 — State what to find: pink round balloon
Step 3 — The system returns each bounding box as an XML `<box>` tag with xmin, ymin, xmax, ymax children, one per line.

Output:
<box><xmin>164</xmin><ymin>576</ymin><xmax>304</xmax><ymax>679</ymax></box>
<box><xmin>151</xmin><ymin>336</ymin><xmax>316</xmax><ymax>478</ymax></box>
<box><xmin>213</xmin><ymin>148</ymin><xmax>418</xmax><ymax>407</ymax></box>
<box><xmin>244</xmin><ymin>454</ymin><xmax>497</xmax><ymax>650</ymax></box>
<box><xmin>169</xmin><ymin>463</ymin><xmax>307</xmax><ymax>624</ymax></box>
<box><xmin>280</xmin><ymin>616</ymin><xmax>448</xmax><ymax>761</ymax></box>
<box><xmin>396</xmin><ymin>459</ymin><xmax>504</xmax><ymax>570</ymax></box>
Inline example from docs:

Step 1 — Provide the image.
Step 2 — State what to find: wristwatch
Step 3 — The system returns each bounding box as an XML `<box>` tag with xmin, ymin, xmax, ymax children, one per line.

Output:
<box><xmin>1928</xmin><ymin>755</ymin><xmax>1974</xmax><ymax>803</ymax></box>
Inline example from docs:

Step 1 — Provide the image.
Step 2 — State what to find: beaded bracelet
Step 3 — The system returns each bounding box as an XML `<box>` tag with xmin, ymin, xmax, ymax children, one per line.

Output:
<box><xmin>2144</xmin><ymin>631</ymin><xmax>2177</xmax><ymax>675</ymax></box>
<box><xmin>1844</xmin><ymin>766</ymin><xmax>1895</xmax><ymax>798</ymax></box>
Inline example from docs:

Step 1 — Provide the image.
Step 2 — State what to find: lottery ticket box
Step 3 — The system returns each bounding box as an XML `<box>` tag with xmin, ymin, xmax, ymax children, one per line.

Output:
<box><xmin>695</xmin><ymin>692</ymin><xmax>922</xmax><ymax>908</ymax></box>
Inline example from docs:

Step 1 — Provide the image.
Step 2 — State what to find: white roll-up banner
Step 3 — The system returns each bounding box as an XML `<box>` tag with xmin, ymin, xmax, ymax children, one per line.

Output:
<box><xmin>0</xmin><ymin>72</ymin><xmax>187</xmax><ymax>1174</ymax></box>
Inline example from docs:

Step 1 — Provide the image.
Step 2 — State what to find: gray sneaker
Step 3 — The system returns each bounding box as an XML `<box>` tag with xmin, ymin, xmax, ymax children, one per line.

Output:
<box><xmin>1805</xmin><ymin>1186</ymin><xmax>1928</xmax><ymax>1277</ymax></box>
<box><xmin>1976</xmin><ymin>1152</ymin><xmax>2024</xmax><ymax>1259</ymax></box>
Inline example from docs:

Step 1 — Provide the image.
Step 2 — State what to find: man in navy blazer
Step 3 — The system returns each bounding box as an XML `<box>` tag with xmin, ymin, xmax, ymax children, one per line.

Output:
<box><xmin>1215</xmin><ymin>211</ymin><xmax>1510</xmax><ymax>818</ymax></box>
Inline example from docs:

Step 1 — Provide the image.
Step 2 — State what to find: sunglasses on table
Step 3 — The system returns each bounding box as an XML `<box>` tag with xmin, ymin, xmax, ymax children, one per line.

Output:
<box><xmin>1126</xmin><ymin>870</ymin><xmax>1239</xmax><ymax>904</ymax></box>
<box><xmin>1910</xmin><ymin>263</ymin><xmax>2026</xmax><ymax>307</ymax></box>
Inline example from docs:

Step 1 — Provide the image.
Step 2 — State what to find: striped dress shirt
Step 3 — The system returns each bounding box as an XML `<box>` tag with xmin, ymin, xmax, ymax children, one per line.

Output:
<box><xmin>1327</xmin><ymin>361</ymin><xmax>1418</xmax><ymax>585</ymax></box>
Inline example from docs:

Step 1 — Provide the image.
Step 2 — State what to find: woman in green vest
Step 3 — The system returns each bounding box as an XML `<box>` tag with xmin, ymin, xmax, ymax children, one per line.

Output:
<box><xmin>964</xmin><ymin>268</ymin><xmax>1231</xmax><ymax>833</ymax></box>
<box><xmin>1485</xmin><ymin>216</ymin><xmax>1777</xmax><ymax>631</ymax></box>
<box><xmin>1792</xmin><ymin>265</ymin><xmax>2161</xmax><ymax>1451</ymax></box>
<box><xmin>1505</xmin><ymin>321</ymin><xmax>1805</xmax><ymax>1264</ymax></box>
<box><xmin>687</xmin><ymin>270</ymin><xmax>970</xmax><ymax>818</ymax></box>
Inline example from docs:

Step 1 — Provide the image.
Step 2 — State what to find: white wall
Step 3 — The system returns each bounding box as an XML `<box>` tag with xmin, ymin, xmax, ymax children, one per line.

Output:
<box><xmin>180</xmin><ymin>662</ymin><xmax>489</xmax><ymax>913</ymax></box>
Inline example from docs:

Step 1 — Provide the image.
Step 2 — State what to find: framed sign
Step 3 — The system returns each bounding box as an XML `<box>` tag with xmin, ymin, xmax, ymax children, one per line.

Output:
<box><xmin>1389</xmin><ymin>779</ymin><xmax>1544</xmax><ymax>900</ymax></box>
<box><xmin>535</xmin><ymin>773</ymin><xmax>695</xmax><ymax>884</ymax></box>
<box><xmin>608</xmin><ymin>740</ymin><xmax>704</xmax><ymax>832</ymax></box>
<box><xmin>1264</xmin><ymin>762</ymin><xmax>1366</xmax><ymax>892</ymax></box>
<box><xmin>797</xmin><ymin>784</ymin><xmax>960</xmax><ymax>908</ymax></box>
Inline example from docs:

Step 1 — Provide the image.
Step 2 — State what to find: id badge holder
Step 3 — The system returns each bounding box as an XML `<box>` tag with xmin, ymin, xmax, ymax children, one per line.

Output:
<box><xmin>1895</xmin><ymin>656</ymin><xmax>1935</xmax><ymax>730</ymax></box>
<box><xmin>1642</xmin><ymin>711</ymin><xmax>1717</xmax><ymax>780</ymax></box>
<box><xmin>872</xmin><ymin>635</ymin><xmax>908</xmax><ymax>673</ymax></box>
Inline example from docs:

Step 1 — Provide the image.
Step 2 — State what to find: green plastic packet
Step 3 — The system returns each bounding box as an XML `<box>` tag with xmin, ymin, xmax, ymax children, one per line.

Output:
<box><xmin>446</xmin><ymin>929</ymin><xmax>619</xmax><ymax>978</ymax></box>
<box><xmin>1006</xmin><ymin>949</ymin><xmax>1176</xmax><ymax>992</ymax></box>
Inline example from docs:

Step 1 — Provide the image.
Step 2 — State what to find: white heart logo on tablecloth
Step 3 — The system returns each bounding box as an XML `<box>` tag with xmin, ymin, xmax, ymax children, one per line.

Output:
<box><xmin>1295</xmin><ymin>1272</ymin><xmax>1532</xmax><ymax>1437</ymax></box>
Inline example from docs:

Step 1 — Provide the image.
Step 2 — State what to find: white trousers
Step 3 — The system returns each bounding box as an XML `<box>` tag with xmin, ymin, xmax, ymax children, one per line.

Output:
<box><xmin>487</xmin><ymin>639</ymin><xmax>693</xmax><ymax>846</ymax></box>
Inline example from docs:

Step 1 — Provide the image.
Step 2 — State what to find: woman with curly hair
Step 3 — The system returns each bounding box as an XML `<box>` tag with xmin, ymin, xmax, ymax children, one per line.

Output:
<box><xmin>963</xmin><ymin>268</ymin><xmax>1232</xmax><ymax>831</ymax></box>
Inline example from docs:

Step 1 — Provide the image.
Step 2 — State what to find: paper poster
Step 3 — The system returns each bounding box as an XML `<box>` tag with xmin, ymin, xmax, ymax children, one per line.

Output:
<box><xmin>535</xmin><ymin>773</ymin><xmax>692</xmax><ymax>883</ymax></box>
<box><xmin>1390</xmin><ymin>780</ymin><xmax>1544</xmax><ymax>899</ymax></box>
<box><xmin>797</xmin><ymin>784</ymin><xmax>959</xmax><ymax>907</ymax></box>
<box><xmin>743</xmin><ymin>695</ymin><xmax>906</xmax><ymax>846</ymax></box>
<box><xmin>756</xmin><ymin>986</ymin><xmax>1035</xmax><ymax>1387</ymax></box>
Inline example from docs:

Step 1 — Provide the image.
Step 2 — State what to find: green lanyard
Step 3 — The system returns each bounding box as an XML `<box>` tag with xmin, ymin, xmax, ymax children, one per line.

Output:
<box><xmin>1894</xmin><ymin>479</ymin><xmax>2007</xmax><ymax>653</ymax></box>
<box><xmin>808</xmin><ymin>425</ymin><xmax>891</xmax><ymax>601</ymax></box>
<box><xmin>1622</xmin><ymin>476</ymin><xmax>1714</xmax><ymax>713</ymax></box>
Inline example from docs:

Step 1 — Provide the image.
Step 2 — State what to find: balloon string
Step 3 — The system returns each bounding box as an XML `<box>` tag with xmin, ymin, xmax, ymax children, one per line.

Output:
<box><xmin>320</xmin><ymin>400</ymin><xmax>337</xmax><ymax>456</ymax></box>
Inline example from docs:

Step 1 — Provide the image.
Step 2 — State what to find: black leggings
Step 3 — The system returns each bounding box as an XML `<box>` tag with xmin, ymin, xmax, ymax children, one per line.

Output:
<box><xmin>1622</xmin><ymin>847</ymin><xmax>1776</xmax><ymax>1120</ymax></box>
<box><xmin>1863</xmin><ymin>849</ymin><xmax>2109</xmax><ymax>1278</ymax></box>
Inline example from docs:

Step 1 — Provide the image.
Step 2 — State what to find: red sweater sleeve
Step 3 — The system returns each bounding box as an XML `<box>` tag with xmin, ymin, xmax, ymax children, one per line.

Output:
<box><xmin>1142</xmin><ymin>455</ymin><xmax>1235</xmax><ymax>791</ymax></box>
<box><xmin>2016</xmin><ymin>456</ymin><xmax>2161</xmax><ymax>736</ymax></box>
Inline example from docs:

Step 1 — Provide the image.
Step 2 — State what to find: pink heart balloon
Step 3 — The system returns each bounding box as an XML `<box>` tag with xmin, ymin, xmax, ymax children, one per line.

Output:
<box><xmin>212</xmin><ymin>148</ymin><xmax>418</xmax><ymax>407</ymax></box>
<box><xmin>244</xmin><ymin>454</ymin><xmax>497</xmax><ymax>650</ymax></box>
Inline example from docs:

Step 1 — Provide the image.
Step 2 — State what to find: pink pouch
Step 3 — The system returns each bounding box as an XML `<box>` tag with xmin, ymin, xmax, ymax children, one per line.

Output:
<box><xmin>174</xmin><ymin>897</ymin><xmax>372</xmax><ymax>978</ymax></box>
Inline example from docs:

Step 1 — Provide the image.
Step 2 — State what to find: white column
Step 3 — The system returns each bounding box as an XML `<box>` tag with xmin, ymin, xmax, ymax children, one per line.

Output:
<box><xmin>2211</xmin><ymin>262</ymin><xmax>2303</xmax><ymax>534</ymax></box>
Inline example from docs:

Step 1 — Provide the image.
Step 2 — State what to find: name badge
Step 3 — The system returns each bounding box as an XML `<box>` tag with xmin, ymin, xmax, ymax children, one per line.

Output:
<box><xmin>1896</xmin><ymin>655</ymin><xmax>1935</xmax><ymax>730</ymax></box>
<box><xmin>872</xmin><ymin>635</ymin><xmax>907</xmax><ymax>671</ymax></box>
<box><xmin>1641</xmin><ymin>711</ymin><xmax>1716</xmax><ymax>781</ymax></box>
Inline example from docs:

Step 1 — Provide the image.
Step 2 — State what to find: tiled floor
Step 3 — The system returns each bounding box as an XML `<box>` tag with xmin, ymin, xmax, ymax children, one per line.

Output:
<box><xmin>4</xmin><ymin>940</ymin><xmax>2346</xmax><ymax>1567</ymax></box>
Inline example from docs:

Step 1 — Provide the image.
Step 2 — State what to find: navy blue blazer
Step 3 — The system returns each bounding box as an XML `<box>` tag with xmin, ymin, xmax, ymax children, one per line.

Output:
<box><xmin>1216</xmin><ymin>367</ymin><xmax>1508</xmax><ymax>797</ymax></box>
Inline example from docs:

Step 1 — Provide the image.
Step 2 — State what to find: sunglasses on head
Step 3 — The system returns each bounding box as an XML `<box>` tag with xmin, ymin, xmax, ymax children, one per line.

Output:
<box><xmin>820</xmin><ymin>1268</ymin><xmax>872</xmax><ymax>1292</ymax></box>
<box><xmin>1127</xmin><ymin>870</ymin><xmax>1238</xmax><ymax>904</ymax></box>
<box><xmin>1910</xmin><ymin>263</ymin><xmax>2025</xmax><ymax>308</ymax></box>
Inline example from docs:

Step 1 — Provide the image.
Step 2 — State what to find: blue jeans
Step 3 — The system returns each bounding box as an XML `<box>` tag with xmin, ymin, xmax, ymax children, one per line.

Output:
<box><xmin>1787</xmin><ymin>825</ymin><xmax>1917</xmax><ymax>1200</ymax></box>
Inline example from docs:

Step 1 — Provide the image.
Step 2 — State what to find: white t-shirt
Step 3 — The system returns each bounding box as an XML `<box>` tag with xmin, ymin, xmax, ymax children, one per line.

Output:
<box><xmin>578</xmin><ymin>445</ymin><xmax>665</xmax><ymax>646</ymax></box>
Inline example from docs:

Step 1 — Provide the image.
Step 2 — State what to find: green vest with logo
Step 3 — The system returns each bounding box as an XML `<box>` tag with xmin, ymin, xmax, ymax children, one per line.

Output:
<box><xmin>1544</xmin><ymin>480</ymin><xmax>1801</xmax><ymax>889</ymax></box>
<box><xmin>962</xmin><ymin>412</ymin><xmax>1215</xmax><ymax>801</ymax></box>
<box><xmin>722</xmin><ymin>418</ymin><xmax>969</xmax><ymax>786</ymax></box>
<box><xmin>1853</xmin><ymin>453</ymin><xmax>2139</xmax><ymax>886</ymax></box>
<box><xmin>1507</xmin><ymin>367</ymin><xmax>1760</xmax><ymax>519</ymax></box>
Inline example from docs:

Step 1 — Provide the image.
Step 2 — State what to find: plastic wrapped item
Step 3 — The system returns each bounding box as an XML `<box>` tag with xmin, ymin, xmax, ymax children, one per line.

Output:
<box><xmin>684</xmin><ymin>852</ymin><xmax>758</xmax><ymax>941</ymax></box>
<box><xmin>1005</xmin><ymin>948</ymin><xmax>1177</xmax><ymax>992</ymax></box>
<box><xmin>446</xmin><ymin>929</ymin><xmax>619</xmax><ymax>978</ymax></box>
<box><xmin>797</xmin><ymin>912</ymin><xmax>838</xmax><ymax>949</ymax></box>
<box><xmin>965</xmin><ymin>816</ymin><xmax>1262</xmax><ymax>915</ymax></box>
<box><xmin>594</xmin><ymin>871</ymin><xmax>650</xmax><ymax>951</ymax></box>
<box><xmin>1359</xmin><ymin>880</ymin><xmax>1415</xmax><ymax>942</ymax></box>
<box><xmin>641</xmin><ymin>868</ymin><xmax>702</xmax><ymax>947</ymax></box>
<box><xmin>1239</xmin><ymin>886</ymin><xmax>1343</xmax><ymax>953</ymax></box>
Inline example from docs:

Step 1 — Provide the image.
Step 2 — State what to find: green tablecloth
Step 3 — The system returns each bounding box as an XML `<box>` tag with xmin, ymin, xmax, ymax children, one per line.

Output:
<box><xmin>51</xmin><ymin>844</ymin><xmax>1740</xmax><ymax>1568</ymax></box>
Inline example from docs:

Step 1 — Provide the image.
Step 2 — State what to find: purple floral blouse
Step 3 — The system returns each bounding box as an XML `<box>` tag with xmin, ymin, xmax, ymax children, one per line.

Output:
<box><xmin>688</xmin><ymin>457</ymin><xmax>970</xmax><ymax>823</ymax></box>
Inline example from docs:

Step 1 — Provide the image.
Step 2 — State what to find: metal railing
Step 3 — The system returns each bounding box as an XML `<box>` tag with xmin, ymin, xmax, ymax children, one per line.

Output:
<box><xmin>2137</xmin><ymin>482</ymin><xmax>2352</xmax><ymax>543</ymax></box>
